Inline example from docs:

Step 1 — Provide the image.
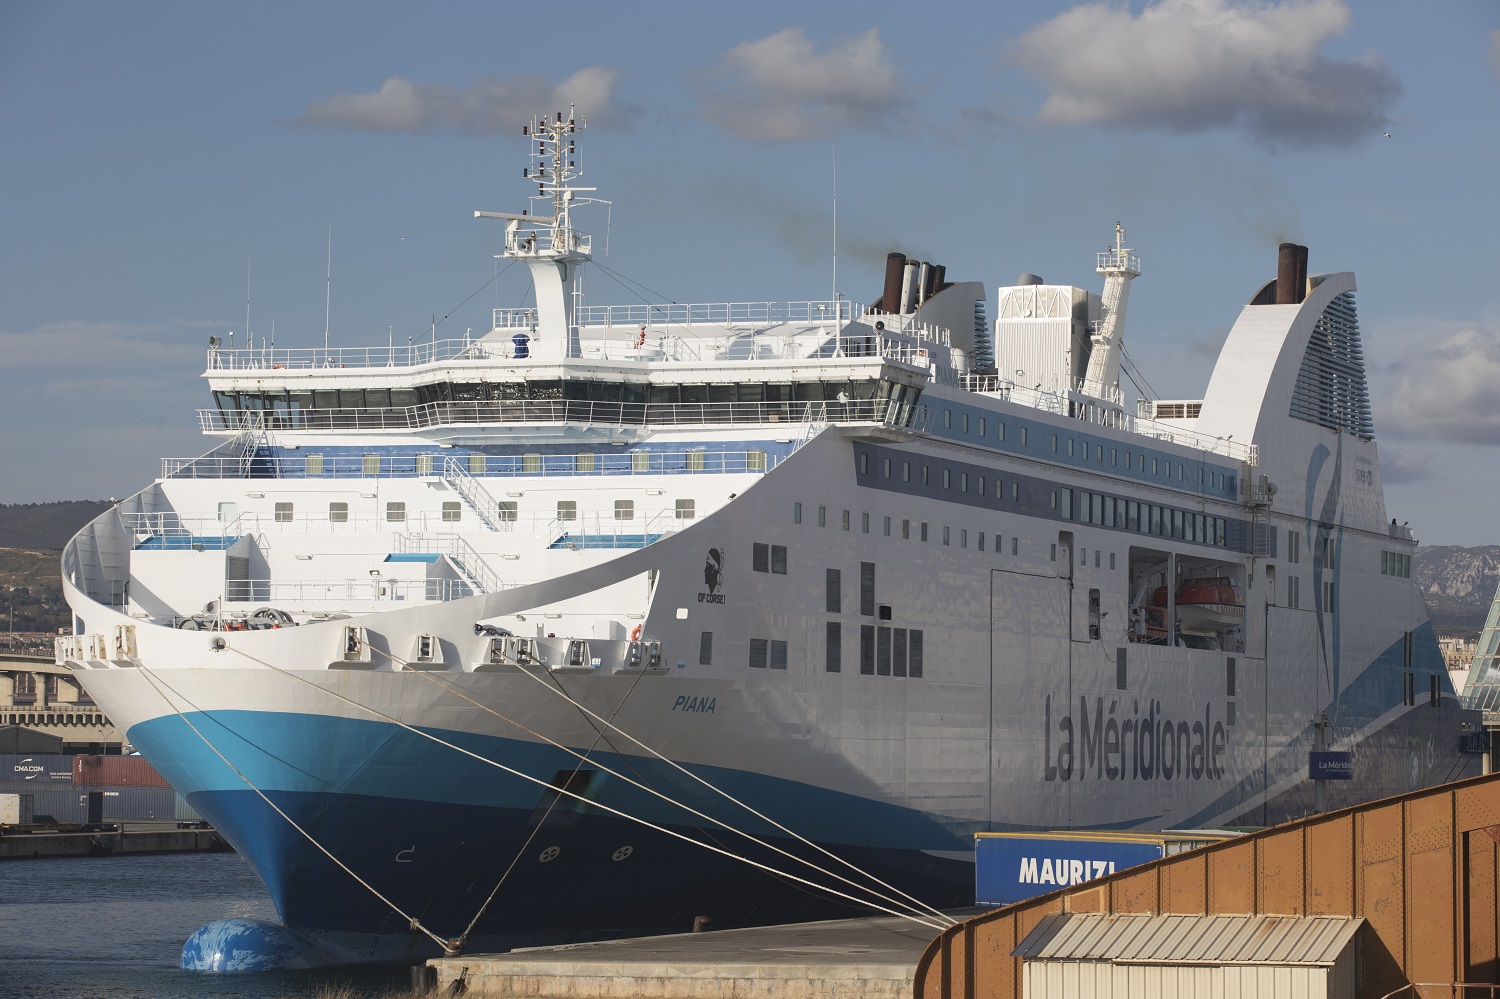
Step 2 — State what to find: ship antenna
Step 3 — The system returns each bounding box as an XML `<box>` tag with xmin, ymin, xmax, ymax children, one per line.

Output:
<box><xmin>831</xmin><ymin>142</ymin><xmax>838</xmax><ymax>307</ymax></box>
<box><xmin>324</xmin><ymin>226</ymin><xmax>332</xmax><ymax>356</ymax></box>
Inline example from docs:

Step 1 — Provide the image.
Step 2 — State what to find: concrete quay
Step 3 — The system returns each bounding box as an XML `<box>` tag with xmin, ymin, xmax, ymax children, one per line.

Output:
<box><xmin>427</xmin><ymin>913</ymin><xmax>942</xmax><ymax>998</ymax></box>
<box><xmin>0</xmin><ymin>820</ymin><xmax>231</xmax><ymax>860</ymax></box>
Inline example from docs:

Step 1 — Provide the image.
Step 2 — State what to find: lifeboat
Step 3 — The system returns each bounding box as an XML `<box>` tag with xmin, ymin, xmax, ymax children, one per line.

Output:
<box><xmin>1174</xmin><ymin>577</ymin><xmax>1244</xmax><ymax>634</ymax></box>
<box><xmin>1136</xmin><ymin>577</ymin><xmax>1244</xmax><ymax>640</ymax></box>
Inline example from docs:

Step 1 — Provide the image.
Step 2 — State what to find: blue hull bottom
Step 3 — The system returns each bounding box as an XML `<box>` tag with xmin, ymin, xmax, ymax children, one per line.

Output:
<box><xmin>180</xmin><ymin>784</ymin><xmax>972</xmax><ymax>965</ymax></box>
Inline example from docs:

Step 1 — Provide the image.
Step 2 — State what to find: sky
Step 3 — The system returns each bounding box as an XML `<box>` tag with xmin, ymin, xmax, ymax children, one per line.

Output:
<box><xmin>1</xmin><ymin>0</ymin><xmax>1498</xmax><ymax>545</ymax></box>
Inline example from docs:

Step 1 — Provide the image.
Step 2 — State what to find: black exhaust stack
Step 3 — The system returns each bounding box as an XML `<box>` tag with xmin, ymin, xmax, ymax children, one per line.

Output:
<box><xmin>880</xmin><ymin>253</ymin><xmax>907</xmax><ymax>314</ymax></box>
<box><xmin>1276</xmin><ymin>243</ymin><xmax>1309</xmax><ymax>304</ymax></box>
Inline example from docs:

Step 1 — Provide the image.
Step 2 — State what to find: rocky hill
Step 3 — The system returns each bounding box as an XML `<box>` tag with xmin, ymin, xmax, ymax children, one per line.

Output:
<box><xmin>1412</xmin><ymin>545</ymin><xmax>1500</xmax><ymax>640</ymax></box>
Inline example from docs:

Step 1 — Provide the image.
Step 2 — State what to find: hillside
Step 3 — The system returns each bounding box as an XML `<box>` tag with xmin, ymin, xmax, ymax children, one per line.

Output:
<box><xmin>0</xmin><ymin>501</ymin><xmax>112</xmax><ymax>551</ymax></box>
<box><xmin>1412</xmin><ymin>545</ymin><xmax>1500</xmax><ymax>640</ymax></box>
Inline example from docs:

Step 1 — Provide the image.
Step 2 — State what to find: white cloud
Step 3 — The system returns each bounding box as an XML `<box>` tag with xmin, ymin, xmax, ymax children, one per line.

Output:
<box><xmin>697</xmin><ymin>28</ymin><xmax>906</xmax><ymax>141</ymax></box>
<box><xmin>1382</xmin><ymin>321</ymin><xmax>1500</xmax><ymax>444</ymax></box>
<box><xmin>0</xmin><ymin>321</ymin><xmax>191</xmax><ymax>370</ymax></box>
<box><xmin>1005</xmin><ymin>0</ymin><xmax>1401</xmax><ymax>147</ymax></box>
<box><xmin>297</xmin><ymin>68</ymin><xmax>630</xmax><ymax>134</ymax></box>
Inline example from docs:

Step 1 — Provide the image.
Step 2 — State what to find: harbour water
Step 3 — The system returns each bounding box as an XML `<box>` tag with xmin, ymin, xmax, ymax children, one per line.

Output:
<box><xmin>0</xmin><ymin>853</ymin><xmax>410</xmax><ymax>998</ymax></box>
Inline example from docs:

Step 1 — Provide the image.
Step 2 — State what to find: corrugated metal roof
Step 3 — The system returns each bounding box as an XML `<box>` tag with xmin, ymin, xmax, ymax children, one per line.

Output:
<box><xmin>1013</xmin><ymin>914</ymin><xmax>1363</xmax><ymax>966</ymax></box>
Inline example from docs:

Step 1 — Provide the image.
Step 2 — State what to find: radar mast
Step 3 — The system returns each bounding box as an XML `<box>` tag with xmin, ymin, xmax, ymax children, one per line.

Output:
<box><xmin>1081</xmin><ymin>222</ymin><xmax>1141</xmax><ymax>404</ymax></box>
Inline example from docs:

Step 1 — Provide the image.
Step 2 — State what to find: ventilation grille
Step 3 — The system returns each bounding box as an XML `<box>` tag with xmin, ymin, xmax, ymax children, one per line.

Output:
<box><xmin>1289</xmin><ymin>292</ymin><xmax>1374</xmax><ymax>439</ymax></box>
<box><xmin>972</xmin><ymin>298</ymin><xmax>995</xmax><ymax>372</ymax></box>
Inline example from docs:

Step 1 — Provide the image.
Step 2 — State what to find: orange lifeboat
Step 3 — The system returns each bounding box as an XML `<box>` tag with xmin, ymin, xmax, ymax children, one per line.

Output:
<box><xmin>1174</xmin><ymin>577</ymin><xmax>1244</xmax><ymax>634</ymax></box>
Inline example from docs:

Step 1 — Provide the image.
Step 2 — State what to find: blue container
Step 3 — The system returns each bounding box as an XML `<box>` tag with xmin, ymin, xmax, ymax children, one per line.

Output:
<box><xmin>0</xmin><ymin>754</ymin><xmax>76</xmax><ymax>784</ymax></box>
<box><xmin>975</xmin><ymin>834</ymin><xmax>1169</xmax><ymax>906</ymax></box>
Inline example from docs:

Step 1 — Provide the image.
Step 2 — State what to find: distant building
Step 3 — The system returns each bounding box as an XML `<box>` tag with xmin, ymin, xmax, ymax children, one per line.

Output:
<box><xmin>0</xmin><ymin>641</ymin><xmax>122</xmax><ymax>753</ymax></box>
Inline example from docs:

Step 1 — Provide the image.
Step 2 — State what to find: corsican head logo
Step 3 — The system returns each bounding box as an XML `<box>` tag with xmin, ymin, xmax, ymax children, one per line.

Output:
<box><xmin>703</xmin><ymin>548</ymin><xmax>725</xmax><ymax>595</ymax></box>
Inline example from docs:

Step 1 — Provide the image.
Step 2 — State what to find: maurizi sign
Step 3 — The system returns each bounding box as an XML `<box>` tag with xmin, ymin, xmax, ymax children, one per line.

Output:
<box><xmin>975</xmin><ymin>835</ymin><xmax>1166</xmax><ymax>906</ymax></box>
<box><xmin>1309</xmin><ymin>751</ymin><xmax>1354</xmax><ymax>781</ymax></box>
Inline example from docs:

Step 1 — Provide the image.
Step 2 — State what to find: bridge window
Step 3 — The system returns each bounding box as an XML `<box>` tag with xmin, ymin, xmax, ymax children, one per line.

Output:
<box><xmin>385</xmin><ymin>502</ymin><xmax>406</xmax><ymax>523</ymax></box>
<box><xmin>557</xmin><ymin>501</ymin><xmax>577</xmax><ymax>522</ymax></box>
<box><xmin>416</xmin><ymin>454</ymin><xmax>434</xmax><ymax>476</ymax></box>
<box><xmin>575</xmin><ymin>453</ymin><xmax>596</xmax><ymax>473</ymax></box>
<box><xmin>328</xmin><ymin>502</ymin><xmax>348</xmax><ymax>523</ymax></box>
<box><xmin>442</xmin><ymin>502</ymin><xmax>462</xmax><ymax>523</ymax></box>
<box><xmin>305</xmin><ymin>454</ymin><xmax>325</xmax><ymax>475</ymax></box>
<box><xmin>274</xmin><ymin>502</ymin><xmax>293</xmax><ymax>523</ymax></box>
<box><xmin>615</xmin><ymin>500</ymin><xmax>634</xmax><ymax>521</ymax></box>
<box><xmin>363</xmin><ymin>454</ymin><xmax>381</xmax><ymax>476</ymax></box>
<box><xmin>675</xmin><ymin>499</ymin><xmax>695</xmax><ymax>519</ymax></box>
<box><xmin>497</xmin><ymin>501</ymin><xmax>518</xmax><ymax>522</ymax></box>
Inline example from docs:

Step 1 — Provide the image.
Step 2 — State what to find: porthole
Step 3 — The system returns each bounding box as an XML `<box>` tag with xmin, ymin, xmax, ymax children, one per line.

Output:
<box><xmin>612</xmin><ymin>845</ymin><xmax>634</xmax><ymax>862</ymax></box>
<box><xmin>539</xmin><ymin>846</ymin><xmax>561</xmax><ymax>863</ymax></box>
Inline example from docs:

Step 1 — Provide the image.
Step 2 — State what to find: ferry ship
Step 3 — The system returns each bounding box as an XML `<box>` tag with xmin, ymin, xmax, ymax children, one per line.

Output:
<box><xmin>56</xmin><ymin>110</ymin><xmax>1477</xmax><ymax>969</ymax></box>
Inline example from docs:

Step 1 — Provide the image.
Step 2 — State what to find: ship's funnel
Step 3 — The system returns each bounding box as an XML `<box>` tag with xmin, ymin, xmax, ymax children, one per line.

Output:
<box><xmin>1276</xmin><ymin>243</ymin><xmax>1309</xmax><ymax>304</ymax></box>
<box><xmin>880</xmin><ymin>252</ymin><xmax>906</xmax><ymax>313</ymax></box>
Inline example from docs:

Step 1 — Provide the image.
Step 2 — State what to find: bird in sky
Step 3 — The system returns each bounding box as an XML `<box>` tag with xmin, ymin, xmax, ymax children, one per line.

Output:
<box><xmin>1383</xmin><ymin>132</ymin><xmax>1393</xmax><ymax>138</ymax></box>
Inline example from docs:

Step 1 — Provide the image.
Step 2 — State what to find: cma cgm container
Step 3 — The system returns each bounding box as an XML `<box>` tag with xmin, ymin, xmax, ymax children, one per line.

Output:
<box><xmin>0</xmin><ymin>754</ymin><xmax>76</xmax><ymax>783</ymax></box>
<box><xmin>976</xmin><ymin>831</ymin><xmax>1240</xmax><ymax>906</ymax></box>
<box><xmin>72</xmin><ymin>755</ymin><xmax>170</xmax><ymax>788</ymax></box>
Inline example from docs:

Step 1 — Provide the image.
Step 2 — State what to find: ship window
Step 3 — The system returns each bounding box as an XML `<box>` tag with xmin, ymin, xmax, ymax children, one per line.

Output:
<box><xmin>748</xmin><ymin>450</ymin><xmax>767</xmax><ymax>472</ymax></box>
<box><xmin>860</xmin><ymin>625</ymin><xmax>875</xmax><ymax>675</ymax></box>
<box><xmin>922</xmin><ymin>465</ymin><xmax>930</xmax><ymax>485</ymax></box>
<box><xmin>497</xmin><ymin>501</ymin><xmax>518</xmax><ymax>522</ymax></box>
<box><xmin>770</xmin><ymin>640</ymin><xmax>788</xmax><ymax>670</ymax></box>
<box><xmin>442</xmin><ymin>502</ymin><xmax>461</xmax><ymax>522</ymax></box>
<box><xmin>1111</xmin><ymin>448</ymin><xmax>1117</xmax><ymax>466</ymax></box>
<box><xmin>902</xmin><ymin>519</ymin><xmax>910</xmax><ymax>540</ymax></box>
<box><xmin>877</xmin><ymin>627</ymin><xmax>891</xmax><ymax>675</ymax></box>
<box><xmin>944</xmin><ymin>409</ymin><xmax>952</xmax><ymax>429</ymax></box>
<box><xmin>753</xmin><ymin>543</ymin><xmax>770</xmax><ymax>573</ymax></box>
<box><xmin>614</xmin><ymin>500</ymin><xmax>634</xmax><ymax>521</ymax></box>
<box><xmin>842</xmin><ymin>510</ymin><xmax>851</xmax><ymax>531</ymax></box>
<box><xmin>468</xmin><ymin>453</ymin><xmax>487</xmax><ymax>475</ymax></box>
<box><xmin>1050</xmin><ymin>490</ymin><xmax>1058</xmax><ymax>510</ymax></box>
<box><xmin>1177</xmin><ymin>463</ymin><xmax>1184</xmax><ymax>480</ymax></box>
<box><xmin>920</xmin><ymin>522</ymin><xmax>929</xmax><ymax>542</ymax></box>
<box><xmin>363</xmin><ymin>453</ymin><xmax>381</xmax><ymax>476</ymax></box>
<box><xmin>1052</xmin><ymin>434</ymin><xmax>1058</xmax><ymax>453</ymax></box>
<box><xmin>1067</xmin><ymin>439</ymin><xmax>1075</xmax><ymax>457</ymax></box>
<box><xmin>818</xmin><ymin>505</ymin><xmax>827</xmax><ymax>527</ymax></box>
<box><xmin>1117</xmin><ymin>649</ymin><xmax>1128</xmax><ymax>690</ymax></box>
<box><xmin>825</xmin><ymin>623</ymin><xmax>841</xmax><ymax>672</ymax></box>
<box><xmin>978</xmin><ymin>532</ymin><xmax>985</xmax><ymax>552</ymax></box>
<box><xmin>1012</xmin><ymin>481</ymin><xmax>1019</xmax><ymax>502</ymax></box>
<box><xmin>1430</xmin><ymin>674</ymin><xmax>1440</xmax><ymax>707</ymax></box>
<box><xmin>557</xmin><ymin>501</ymin><xmax>577</xmax><ymax>521</ymax></box>
<box><xmin>306</xmin><ymin>454</ymin><xmax>325</xmax><ymax>476</ymax></box>
<box><xmin>961</xmin><ymin>529</ymin><xmax>968</xmax><ymax>548</ymax></box>
<box><xmin>1088</xmin><ymin>589</ymin><xmax>1101</xmax><ymax>640</ymax></box>
<box><xmin>699</xmin><ymin>631</ymin><xmax>713</xmax><ymax>665</ymax></box>
<box><xmin>1227</xmin><ymin>657</ymin><xmax>1237</xmax><ymax>697</ymax></box>
<box><xmin>523</xmin><ymin>453</ymin><xmax>542</xmax><ymax>473</ymax></box>
<box><xmin>1109</xmin><ymin>552</ymin><xmax>1116</xmax><ymax>570</ymax></box>
<box><xmin>749</xmin><ymin>639</ymin><xmax>768</xmax><ymax>669</ymax></box>
<box><xmin>274</xmin><ymin>502</ymin><xmax>293</xmax><ymax>523</ymax></box>
<box><xmin>883</xmin><ymin>516</ymin><xmax>891</xmax><ymax>537</ymax></box>
<box><xmin>978</xmin><ymin>476</ymin><xmax>986</xmax><ymax>495</ymax></box>
<box><xmin>1152</xmin><ymin>458</ymin><xmax>1159</xmax><ymax>475</ymax></box>
<box><xmin>1050</xmin><ymin>544</ymin><xmax>1057</xmax><ymax>561</ymax></box>
<box><xmin>1060</xmin><ymin>489</ymin><xmax>1072</xmax><ymax>520</ymax></box>
<box><xmin>859</xmin><ymin>453</ymin><xmax>869</xmax><ymax>474</ymax></box>
<box><xmin>893</xmin><ymin>628</ymin><xmax>908</xmax><ymax>676</ymax></box>
<box><xmin>998</xmin><ymin>422</ymin><xmax>1005</xmax><ymax>441</ymax></box>
<box><xmin>328</xmin><ymin>502</ymin><xmax>348</xmax><ymax>523</ymax></box>
<box><xmin>979</xmin><ymin>418</ymin><xmax>986</xmax><ymax>436</ymax></box>
<box><xmin>902</xmin><ymin>461</ymin><xmax>910</xmax><ymax>482</ymax></box>
<box><xmin>960</xmin><ymin>472</ymin><xmax>968</xmax><ymax>492</ymax></box>
<box><xmin>675</xmin><ymin>499</ymin><xmax>695</xmax><ymax>519</ymax></box>
<box><xmin>860</xmin><ymin>562</ymin><xmax>876</xmax><ymax>616</ymax></box>
<box><xmin>909</xmin><ymin>630</ymin><xmax>924</xmax><ymax>677</ymax></box>
<box><xmin>575</xmin><ymin>453</ymin><xmax>596</xmax><ymax>473</ymax></box>
<box><xmin>631</xmin><ymin>451</ymin><xmax>650</xmax><ymax>472</ymax></box>
<box><xmin>942</xmin><ymin>526</ymin><xmax>951</xmax><ymax>546</ymax></box>
<box><xmin>1012</xmin><ymin>537</ymin><xmax>1018</xmax><ymax>556</ymax></box>
<box><xmin>794</xmin><ymin>502</ymin><xmax>802</xmax><ymax>524</ymax></box>
<box><xmin>826</xmin><ymin>569</ymin><xmax>841</xmax><ymax>612</ymax></box>
<box><xmin>686</xmin><ymin>451</ymin><xmax>706</xmax><ymax>472</ymax></box>
<box><xmin>943</xmin><ymin>469</ymin><xmax>951</xmax><ymax>489</ymax></box>
<box><xmin>962</xmin><ymin>413</ymin><xmax>970</xmax><ymax>433</ymax></box>
<box><xmin>416</xmin><ymin>453</ymin><xmax>434</xmax><ymax>476</ymax></box>
<box><xmin>386</xmin><ymin>502</ymin><xmax>406</xmax><ymax>523</ymax></box>
<box><xmin>861</xmin><ymin>512</ymin><xmax>870</xmax><ymax>534</ymax></box>
<box><xmin>217</xmin><ymin>501</ymin><xmax>237</xmax><ymax>523</ymax></box>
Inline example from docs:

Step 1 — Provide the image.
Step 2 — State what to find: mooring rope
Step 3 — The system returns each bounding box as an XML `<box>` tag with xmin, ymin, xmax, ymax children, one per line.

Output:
<box><xmin>223</xmin><ymin>644</ymin><xmax>950</xmax><ymax>933</ymax></box>
<box><xmin>347</xmin><ymin>636</ymin><xmax>954</xmax><ymax>929</ymax></box>
<box><xmin>132</xmin><ymin>662</ymin><xmax>451</xmax><ymax>950</ymax></box>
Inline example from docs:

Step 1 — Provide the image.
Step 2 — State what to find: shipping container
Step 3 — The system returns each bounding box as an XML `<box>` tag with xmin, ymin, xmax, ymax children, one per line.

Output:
<box><xmin>0</xmin><ymin>792</ymin><xmax>35</xmax><ymax>825</ymax></box>
<box><xmin>0</xmin><ymin>753</ymin><xmax>77</xmax><ymax>783</ymax></box>
<box><xmin>72</xmin><ymin>755</ymin><xmax>170</xmax><ymax>788</ymax></box>
<box><xmin>975</xmin><ymin>831</ymin><xmax>1240</xmax><ymax>906</ymax></box>
<box><xmin>10</xmin><ymin>788</ymin><xmax>88</xmax><ymax>824</ymax></box>
<box><xmin>174</xmin><ymin>792</ymin><xmax>202</xmax><ymax>823</ymax></box>
<box><xmin>86</xmin><ymin>786</ymin><xmax>179</xmax><ymax>820</ymax></box>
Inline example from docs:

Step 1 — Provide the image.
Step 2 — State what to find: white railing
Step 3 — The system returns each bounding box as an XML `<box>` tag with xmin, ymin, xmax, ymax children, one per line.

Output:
<box><xmin>396</xmin><ymin>533</ymin><xmax>505</xmax><ymax>594</ymax></box>
<box><xmin>194</xmin><ymin>399</ymin><xmax>914</xmax><ymax>436</ymax></box>
<box><xmin>959</xmin><ymin>374</ymin><xmax>1257</xmax><ymax>465</ymax></box>
<box><xmin>508</xmin><ymin>300</ymin><xmax>861</xmax><ymax>329</ymax></box>
<box><xmin>165</xmin><ymin>447</ymin><xmax>799</xmax><ymax>481</ymax></box>
<box><xmin>223</xmin><ymin>578</ymin><xmax>477</xmax><ymax>603</ymax></box>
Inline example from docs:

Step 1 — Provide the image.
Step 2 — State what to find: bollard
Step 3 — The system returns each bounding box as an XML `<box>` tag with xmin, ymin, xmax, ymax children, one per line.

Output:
<box><xmin>411</xmin><ymin>963</ymin><xmax>437</xmax><ymax>992</ymax></box>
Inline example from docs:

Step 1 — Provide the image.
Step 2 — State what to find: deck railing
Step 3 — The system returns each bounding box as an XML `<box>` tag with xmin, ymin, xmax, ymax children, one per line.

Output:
<box><xmin>194</xmin><ymin>398</ymin><xmax>913</xmax><ymax>435</ymax></box>
<box><xmin>223</xmin><ymin>577</ymin><xmax>482</xmax><ymax>603</ymax></box>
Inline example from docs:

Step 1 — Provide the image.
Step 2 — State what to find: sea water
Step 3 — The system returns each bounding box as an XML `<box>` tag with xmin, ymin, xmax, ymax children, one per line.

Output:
<box><xmin>0</xmin><ymin>853</ymin><xmax>409</xmax><ymax>998</ymax></box>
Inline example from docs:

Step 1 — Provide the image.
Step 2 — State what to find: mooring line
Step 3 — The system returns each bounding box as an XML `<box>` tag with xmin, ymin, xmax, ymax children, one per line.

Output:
<box><xmin>132</xmin><ymin>663</ymin><xmax>451</xmax><ymax>951</ymax></box>
<box><xmin>348</xmin><ymin>636</ymin><xmax>953</xmax><ymax>928</ymax></box>
<box><xmin>224</xmin><ymin>645</ymin><xmax>949</xmax><ymax>932</ymax></box>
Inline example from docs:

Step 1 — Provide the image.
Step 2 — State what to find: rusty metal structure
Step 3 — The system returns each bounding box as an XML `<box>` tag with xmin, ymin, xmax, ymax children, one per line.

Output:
<box><xmin>914</xmin><ymin>772</ymin><xmax>1500</xmax><ymax>998</ymax></box>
